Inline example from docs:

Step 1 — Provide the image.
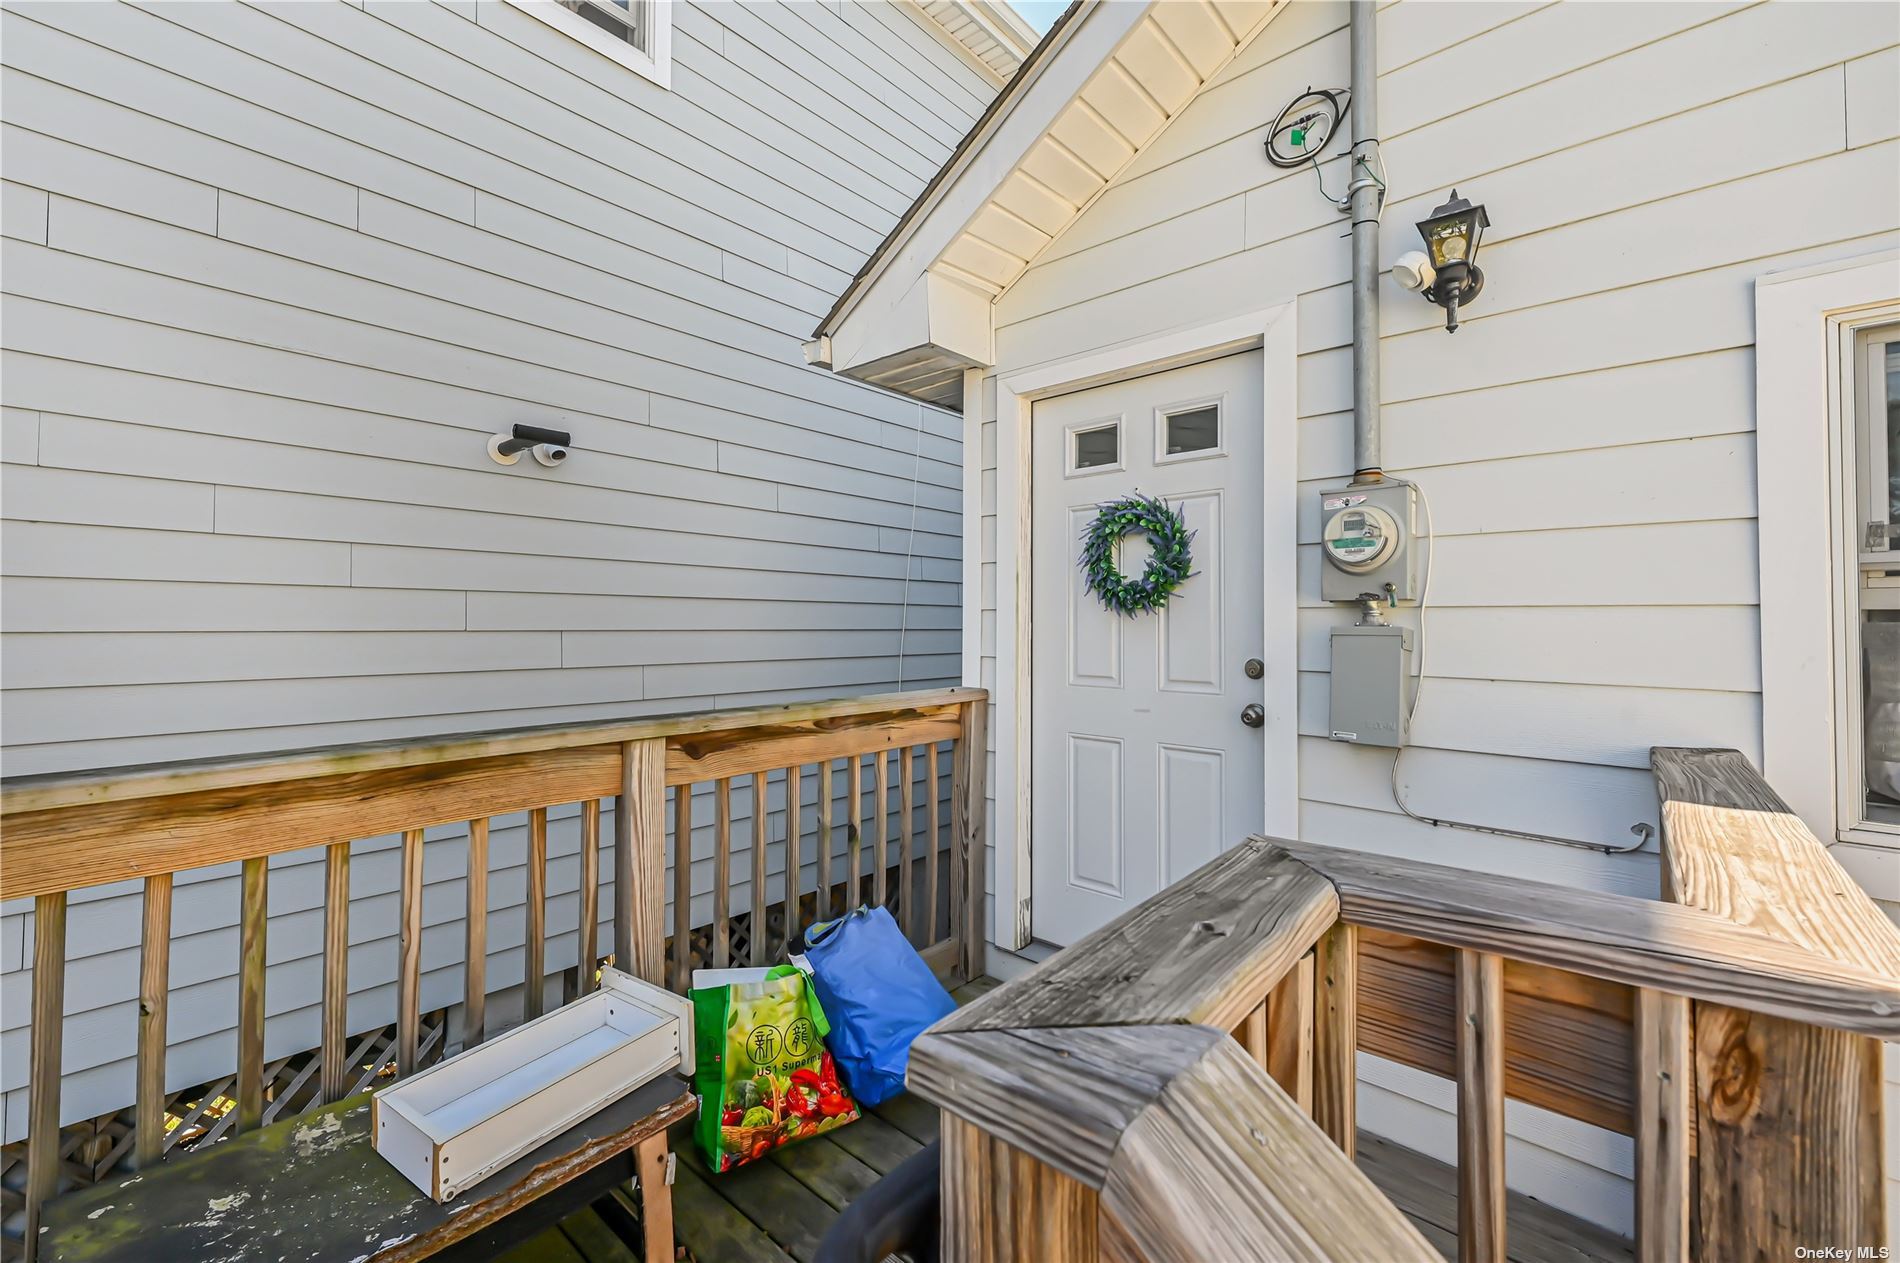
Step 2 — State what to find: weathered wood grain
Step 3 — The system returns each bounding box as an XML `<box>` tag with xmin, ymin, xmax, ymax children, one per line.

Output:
<box><xmin>465</xmin><ymin>817</ymin><xmax>490</xmax><ymax>1048</ymax></box>
<box><xmin>1456</xmin><ymin>950</ymin><xmax>1505</xmax><ymax>1263</ymax></box>
<box><xmin>237</xmin><ymin>855</ymin><xmax>268</xmax><ymax>1133</ymax></box>
<box><xmin>620</xmin><ymin>737</ymin><xmax>670</xmax><ymax>985</ymax></box>
<box><xmin>927</xmin><ymin>742</ymin><xmax>942</xmax><ymax>944</ymax></box>
<box><xmin>818</xmin><ymin>760</ymin><xmax>835</xmax><ymax>923</ymax></box>
<box><xmin>910</xmin><ymin>1023</ymin><xmax>1226</xmax><ymax>1187</ymax></box>
<box><xmin>397</xmin><ymin>827</ymin><xmax>424</xmax><ymax>1077</ymax></box>
<box><xmin>1273</xmin><ymin>839</ymin><xmax>1900</xmax><ymax>1037</ymax></box>
<box><xmin>3</xmin><ymin>688</ymin><xmax>985</xmax><ymax>814</ymax></box>
<box><xmin>873</xmin><ymin>749</ymin><xmax>889</xmax><ymax>910</ymax></box>
<box><xmin>941</xmin><ymin>1114</ymin><xmax>1098</xmax><ymax>1263</ymax></box>
<box><xmin>664</xmin><ymin>707</ymin><xmax>960</xmax><ymax>786</ymax></box>
<box><xmin>135</xmin><ymin>873</ymin><xmax>172</xmax><ymax>1166</ymax></box>
<box><xmin>847</xmin><ymin>753</ymin><xmax>862</xmax><ymax>899</ymax></box>
<box><xmin>26</xmin><ymin>891</ymin><xmax>66</xmax><ymax>1260</ymax></box>
<box><xmin>635</xmin><ymin>1132</ymin><xmax>674</xmax><ymax>1263</ymax></box>
<box><xmin>1102</xmin><ymin>1037</ymin><xmax>1438</xmax><ymax>1263</ymax></box>
<box><xmin>955</xmin><ymin>700</ymin><xmax>987</xmax><ymax>981</ymax></box>
<box><xmin>1359</xmin><ymin>928</ymin><xmax>1637</xmax><ymax>1136</ymax></box>
<box><xmin>714</xmin><ymin>777</ymin><xmax>732</xmax><ymax>970</ymax></box>
<box><xmin>0</xmin><ymin>745</ymin><xmax>623</xmax><ymax>901</ymax></box>
<box><xmin>1313</xmin><ymin>920</ymin><xmax>1358</xmax><ymax>1157</ymax></box>
<box><xmin>899</xmin><ymin>746</ymin><xmax>915</xmax><ymax>937</ymax></box>
<box><xmin>1652</xmin><ymin>746</ymin><xmax>1899</xmax><ymax>1256</ymax></box>
<box><xmin>784</xmin><ymin>764</ymin><xmax>802</xmax><ymax>954</ymax></box>
<box><xmin>578</xmin><ymin>797</ymin><xmax>601</xmax><ymax>997</ymax></box>
<box><xmin>937</xmin><ymin>841</ymin><xmax>1336</xmax><ymax>1034</ymax></box>
<box><xmin>673</xmin><ymin>782</ymin><xmax>693</xmax><ymax>992</ymax></box>
<box><xmin>526</xmin><ymin>805</ymin><xmax>548</xmax><ymax>1021</ymax></box>
<box><xmin>321</xmin><ymin>842</ymin><xmax>350</xmax><ymax>1101</ymax></box>
<box><xmin>1267</xmin><ymin>950</ymin><xmax>1314</xmax><ymax>1112</ymax></box>
<box><xmin>750</xmin><ymin>770</ymin><xmax>768</xmax><ymax>967</ymax></box>
<box><xmin>1237</xmin><ymin>999</ymin><xmax>1269</xmax><ymax>1073</ymax></box>
<box><xmin>1635</xmin><ymin>989</ymin><xmax>1690</xmax><ymax>1263</ymax></box>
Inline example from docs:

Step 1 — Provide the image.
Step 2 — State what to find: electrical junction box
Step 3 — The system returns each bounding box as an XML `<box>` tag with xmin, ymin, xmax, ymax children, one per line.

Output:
<box><xmin>1318</xmin><ymin>481</ymin><xmax>1419</xmax><ymax>603</ymax></box>
<box><xmin>1329</xmin><ymin>625</ymin><xmax>1413</xmax><ymax>748</ymax></box>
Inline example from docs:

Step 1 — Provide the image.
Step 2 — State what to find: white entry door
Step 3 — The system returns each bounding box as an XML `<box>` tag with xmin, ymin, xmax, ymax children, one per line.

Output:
<box><xmin>1030</xmin><ymin>351</ymin><xmax>1266</xmax><ymax>946</ymax></box>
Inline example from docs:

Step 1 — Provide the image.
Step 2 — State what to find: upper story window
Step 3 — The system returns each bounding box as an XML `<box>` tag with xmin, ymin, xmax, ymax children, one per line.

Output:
<box><xmin>1848</xmin><ymin>322</ymin><xmax>1900</xmax><ymax>839</ymax></box>
<box><xmin>511</xmin><ymin>0</ymin><xmax>672</xmax><ymax>89</ymax></box>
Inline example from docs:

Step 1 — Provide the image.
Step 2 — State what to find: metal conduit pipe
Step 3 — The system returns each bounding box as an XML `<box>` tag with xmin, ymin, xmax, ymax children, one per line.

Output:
<box><xmin>1347</xmin><ymin>0</ymin><xmax>1383</xmax><ymax>485</ymax></box>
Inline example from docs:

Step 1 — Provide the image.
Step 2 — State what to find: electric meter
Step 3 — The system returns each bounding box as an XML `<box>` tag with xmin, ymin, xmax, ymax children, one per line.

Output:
<box><xmin>1317</xmin><ymin>481</ymin><xmax>1418</xmax><ymax>602</ymax></box>
<box><xmin>1321</xmin><ymin>504</ymin><xmax>1399</xmax><ymax>573</ymax></box>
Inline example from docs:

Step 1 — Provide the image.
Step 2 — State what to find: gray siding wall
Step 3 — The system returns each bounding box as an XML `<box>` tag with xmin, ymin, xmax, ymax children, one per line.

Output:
<box><xmin>973</xmin><ymin>0</ymin><xmax>1899</xmax><ymax>1234</ymax></box>
<box><xmin>0</xmin><ymin>0</ymin><xmax>994</xmax><ymax>1140</ymax></box>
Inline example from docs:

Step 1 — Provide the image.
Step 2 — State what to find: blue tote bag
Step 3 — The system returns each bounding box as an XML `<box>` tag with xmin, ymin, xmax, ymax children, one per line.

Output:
<box><xmin>801</xmin><ymin>906</ymin><xmax>956</xmax><ymax>1107</ymax></box>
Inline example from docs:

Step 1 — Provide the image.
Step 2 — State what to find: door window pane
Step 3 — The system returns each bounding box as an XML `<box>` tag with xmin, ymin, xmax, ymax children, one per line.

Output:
<box><xmin>1856</xmin><ymin>328</ymin><xmax>1900</xmax><ymax>832</ymax></box>
<box><xmin>1163</xmin><ymin>405</ymin><xmax>1221</xmax><ymax>457</ymax></box>
<box><xmin>1072</xmin><ymin>423</ymin><xmax>1119</xmax><ymax>471</ymax></box>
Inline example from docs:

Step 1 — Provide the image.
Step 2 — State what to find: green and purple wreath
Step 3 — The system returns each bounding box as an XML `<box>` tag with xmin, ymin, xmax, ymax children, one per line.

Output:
<box><xmin>1078</xmin><ymin>493</ymin><xmax>1195</xmax><ymax>617</ymax></box>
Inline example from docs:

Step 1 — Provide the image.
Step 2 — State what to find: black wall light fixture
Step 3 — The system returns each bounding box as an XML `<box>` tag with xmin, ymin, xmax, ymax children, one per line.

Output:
<box><xmin>1395</xmin><ymin>190</ymin><xmax>1490</xmax><ymax>333</ymax></box>
<box><xmin>488</xmin><ymin>423</ymin><xmax>572</xmax><ymax>467</ymax></box>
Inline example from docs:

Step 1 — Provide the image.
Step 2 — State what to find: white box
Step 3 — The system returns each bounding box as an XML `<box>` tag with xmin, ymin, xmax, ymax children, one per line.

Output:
<box><xmin>372</xmin><ymin>968</ymin><xmax>693</xmax><ymax>1202</ymax></box>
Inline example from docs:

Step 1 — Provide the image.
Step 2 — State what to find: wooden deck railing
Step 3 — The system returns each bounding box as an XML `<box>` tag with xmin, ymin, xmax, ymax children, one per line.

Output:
<box><xmin>0</xmin><ymin>686</ymin><xmax>987</xmax><ymax>1260</ymax></box>
<box><xmin>910</xmin><ymin>749</ymin><xmax>1900</xmax><ymax>1263</ymax></box>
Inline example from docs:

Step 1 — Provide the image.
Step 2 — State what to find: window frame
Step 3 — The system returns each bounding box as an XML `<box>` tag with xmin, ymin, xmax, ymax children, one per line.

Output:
<box><xmin>1153</xmin><ymin>394</ymin><xmax>1227</xmax><ymax>465</ymax></box>
<box><xmin>1063</xmin><ymin>416</ymin><xmax>1124</xmax><ymax>478</ymax></box>
<box><xmin>508</xmin><ymin>0</ymin><xmax>672</xmax><ymax>90</ymax></box>
<box><xmin>1756</xmin><ymin>248</ymin><xmax>1900</xmax><ymax>862</ymax></box>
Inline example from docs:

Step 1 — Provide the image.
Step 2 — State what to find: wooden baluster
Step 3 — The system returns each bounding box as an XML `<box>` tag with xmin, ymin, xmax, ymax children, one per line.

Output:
<box><xmin>926</xmin><ymin>742</ymin><xmax>941</xmax><ymax>944</ymax></box>
<box><xmin>1237</xmin><ymin>1000</ymin><xmax>1269</xmax><ymax>1070</ymax></box>
<box><xmin>673</xmin><ymin>783</ymin><xmax>693</xmax><ymax>992</ymax></box>
<box><xmin>622</xmin><ymin>737</ymin><xmax>669</xmax><ymax>985</ymax></box>
<box><xmin>1313</xmin><ymin>920</ymin><xmax>1357</xmax><ymax>1157</ymax></box>
<box><xmin>237</xmin><ymin>856</ymin><xmax>268</xmax><ymax>1132</ymax></box>
<box><xmin>713</xmin><ymin>778</ymin><xmax>732</xmax><ymax>969</ymax></box>
<box><xmin>397</xmin><ymin>827</ymin><xmax>424</xmax><ymax>1077</ymax></box>
<box><xmin>818</xmin><ymin>760</ymin><xmax>834</xmax><ymax>922</ymax></box>
<box><xmin>899</xmin><ymin>746</ymin><xmax>915</xmax><ymax>938</ymax></box>
<box><xmin>873</xmin><ymin>749</ymin><xmax>889</xmax><ymax>910</ymax></box>
<box><xmin>465</xmin><ymin>818</ymin><xmax>489</xmax><ymax>1048</ymax></box>
<box><xmin>525</xmin><ymin>807</ymin><xmax>548</xmax><ymax>1021</ymax></box>
<box><xmin>577</xmin><ymin>798</ymin><xmax>601</xmax><ymax>997</ymax></box>
<box><xmin>1456</xmin><ymin>950</ymin><xmax>1506</xmax><ymax>1263</ymax></box>
<box><xmin>25</xmin><ymin>892</ymin><xmax>67</xmax><ymax>1260</ymax></box>
<box><xmin>1266</xmin><ymin>950</ymin><xmax>1315</xmax><ymax>1113</ymax></box>
<box><xmin>1636</xmin><ymin>989</ymin><xmax>1691</xmax><ymax>1263</ymax></box>
<box><xmin>784</xmin><ymin>764</ymin><xmax>803</xmax><ymax>956</ymax></box>
<box><xmin>751</xmin><ymin>771</ymin><xmax>768</xmax><ymax>966</ymax></box>
<box><xmin>321</xmin><ymin>843</ymin><xmax>350</xmax><ymax>1101</ymax></box>
<box><xmin>135</xmin><ymin>875</ymin><xmax>173</xmax><ymax>1166</ymax></box>
<box><xmin>954</xmin><ymin>699</ymin><xmax>988</xmax><ymax>981</ymax></box>
<box><xmin>847</xmin><ymin>755</ymin><xmax>862</xmax><ymax>907</ymax></box>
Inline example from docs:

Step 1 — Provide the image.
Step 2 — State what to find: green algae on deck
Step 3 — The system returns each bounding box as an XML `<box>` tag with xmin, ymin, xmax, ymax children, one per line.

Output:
<box><xmin>41</xmin><ymin>1078</ymin><xmax>694</xmax><ymax>1263</ymax></box>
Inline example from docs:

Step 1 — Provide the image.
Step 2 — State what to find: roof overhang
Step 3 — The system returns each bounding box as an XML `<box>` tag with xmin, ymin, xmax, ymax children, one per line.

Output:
<box><xmin>809</xmin><ymin>0</ymin><xmax>1291</xmax><ymax>410</ymax></box>
<box><xmin>911</xmin><ymin>0</ymin><xmax>1041</xmax><ymax>86</ymax></box>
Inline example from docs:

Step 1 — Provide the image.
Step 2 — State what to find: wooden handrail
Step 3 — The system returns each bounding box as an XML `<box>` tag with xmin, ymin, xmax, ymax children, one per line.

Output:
<box><xmin>1271</xmin><ymin>839</ymin><xmax>1900</xmax><ymax>1038</ymax></box>
<box><xmin>5</xmin><ymin>688</ymin><xmax>988</xmax><ymax>1262</ymax></box>
<box><xmin>1651</xmin><ymin>746</ymin><xmax>1900</xmax><ymax>1260</ymax></box>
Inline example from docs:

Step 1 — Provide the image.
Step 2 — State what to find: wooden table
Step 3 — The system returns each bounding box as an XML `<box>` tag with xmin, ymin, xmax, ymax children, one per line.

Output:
<box><xmin>42</xmin><ymin>1075</ymin><xmax>695</xmax><ymax>1263</ymax></box>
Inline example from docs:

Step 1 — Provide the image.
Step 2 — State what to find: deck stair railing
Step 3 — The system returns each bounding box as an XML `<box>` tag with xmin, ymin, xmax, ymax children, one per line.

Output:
<box><xmin>0</xmin><ymin>687</ymin><xmax>988</xmax><ymax>1261</ymax></box>
<box><xmin>909</xmin><ymin>746</ymin><xmax>1900</xmax><ymax>1262</ymax></box>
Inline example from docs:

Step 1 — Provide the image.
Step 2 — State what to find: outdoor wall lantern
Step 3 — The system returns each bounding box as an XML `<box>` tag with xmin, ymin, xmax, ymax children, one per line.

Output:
<box><xmin>1399</xmin><ymin>190</ymin><xmax>1490</xmax><ymax>333</ymax></box>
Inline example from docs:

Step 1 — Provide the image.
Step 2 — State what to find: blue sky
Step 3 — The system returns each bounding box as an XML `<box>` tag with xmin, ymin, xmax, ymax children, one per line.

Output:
<box><xmin>1009</xmin><ymin>1</ymin><xmax>1068</xmax><ymax>34</ymax></box>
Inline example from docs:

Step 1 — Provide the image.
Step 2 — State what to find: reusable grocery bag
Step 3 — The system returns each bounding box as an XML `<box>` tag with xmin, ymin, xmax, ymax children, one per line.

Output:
<box><xmin>802</xmin><ymin>906</ymin><xmax>956</xmax><ymax>1108</ymax></box>
<box><xmin>690</xmin><ymin>965</ymin><xmax>859</xmax><ymax>1173</ymax></box>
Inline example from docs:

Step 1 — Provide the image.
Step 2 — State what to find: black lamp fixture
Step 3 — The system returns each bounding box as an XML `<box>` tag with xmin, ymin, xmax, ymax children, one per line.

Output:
<box><xmin>1413</xmin><ymin>190</ymin><xmax>1489</xmax><ymax>332</ymax></box>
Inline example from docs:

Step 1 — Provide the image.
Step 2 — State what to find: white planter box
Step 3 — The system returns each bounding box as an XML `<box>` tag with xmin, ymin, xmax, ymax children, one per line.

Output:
<box><xmin>372</xmin><ymin>968</ymin><xmax>693</xmax><ymax>1202</ymax></box>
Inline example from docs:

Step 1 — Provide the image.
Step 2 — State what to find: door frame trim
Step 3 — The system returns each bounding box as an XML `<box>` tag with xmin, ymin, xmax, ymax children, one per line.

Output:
<box><xmin>993</xmin><ymin>304</ymin><xmax>1300</xmax><ymax>950</ymax></box>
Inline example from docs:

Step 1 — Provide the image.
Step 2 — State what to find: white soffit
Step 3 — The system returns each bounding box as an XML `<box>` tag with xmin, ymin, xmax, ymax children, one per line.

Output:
<box><xmin>820</xmin><ymin>0</ymin><xmax>1289</xmax><ymax>406</ymax></box>
<box><xmin>914</xmin><ymin>0</ymin><xmax>1040</xmax><ymax>83</ymax></box>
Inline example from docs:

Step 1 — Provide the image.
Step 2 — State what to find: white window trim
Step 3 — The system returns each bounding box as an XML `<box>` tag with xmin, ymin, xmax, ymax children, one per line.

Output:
<box><xmin>1755</xmin><ymin>248</ymin><xmax>1900</xmax><ymax>864</ymax></box>
<box><xmin>1063</xmin><ymin>416</ymin><xmax>1125</xmax><ymax>478</ymax></box>
<box><xmin>508</xmin><ymin>0</ymin><xmax>672</xmax><ymax>90</ymax></box>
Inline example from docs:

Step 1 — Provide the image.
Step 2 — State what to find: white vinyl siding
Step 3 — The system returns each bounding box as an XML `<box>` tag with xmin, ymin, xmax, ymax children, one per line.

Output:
<box><xmin>972</xmin><ymin>0</ymin><xmax>1900</xmax><ymax>1235</ymax></box>
<box><xmin>0</xmin><ymin>0</ymin><xmax>994</xmax><ymax>1140</ymax></box>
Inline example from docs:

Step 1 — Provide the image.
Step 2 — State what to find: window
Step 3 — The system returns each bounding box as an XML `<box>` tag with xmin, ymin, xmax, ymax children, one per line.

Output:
<box><xmin>511</xmin><ymin>0</ymin><xmax>671</xmax><ymax>89</ymax></box>
<box><xmin>1848</xmin><ymin>323</ymin><xmax>1900</xmax><ymax>835</ymax></box>
<box><xmin>1157</xmin><ymin>400</ymin><xmax>1223</xmax><ymax>462</ymax></box>
<box><xmin>1068</xmin><ymin>420</ymin><xmax>1121</xmax><ymax>475</ymax></box>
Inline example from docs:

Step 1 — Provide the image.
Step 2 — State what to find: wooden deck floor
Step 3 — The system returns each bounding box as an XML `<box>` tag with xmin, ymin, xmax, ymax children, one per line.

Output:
<box><xmin>511</xmin><ymin>976</ymin><xmax>1634</xmax><ymax>1263</ymax></box>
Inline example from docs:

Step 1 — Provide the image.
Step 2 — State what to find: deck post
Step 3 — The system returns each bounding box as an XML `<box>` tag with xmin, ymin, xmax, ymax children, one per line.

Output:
<box><xmin>954</xmin><ymin>699</ymin><xmax>988</xmax><ymax>982</ymax></box>
<box><xmin>1313</xmin><ymin>920</ymin><xmax>1357</xmax><ymax>1157</ymax></box>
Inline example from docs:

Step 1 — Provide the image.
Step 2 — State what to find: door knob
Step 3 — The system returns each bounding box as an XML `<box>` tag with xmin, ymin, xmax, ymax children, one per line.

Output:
<box><xmin>1240</xmin><ymin>703</ymin><xmax>1265</xmax><ymax>728</ymax></box>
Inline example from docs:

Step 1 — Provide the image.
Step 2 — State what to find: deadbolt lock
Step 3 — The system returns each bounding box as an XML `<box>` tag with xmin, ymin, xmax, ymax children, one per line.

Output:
<box><xmin>1244</xmin><ymin>658</ymin><xmax>1264</xmax><ymax>679</ymax></box>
